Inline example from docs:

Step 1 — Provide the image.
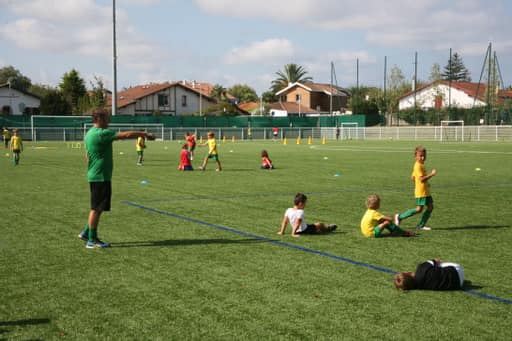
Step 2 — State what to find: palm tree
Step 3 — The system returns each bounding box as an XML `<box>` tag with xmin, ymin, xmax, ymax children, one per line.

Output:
<box><xmin>271</xmin><ymin>63</ymin><xmax>313</xmax><ymax>93</ymax></box>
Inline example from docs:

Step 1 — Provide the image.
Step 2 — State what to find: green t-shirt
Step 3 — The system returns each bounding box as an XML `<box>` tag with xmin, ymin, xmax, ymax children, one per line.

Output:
<box><xmin>85</xmin><ymin>127</ymin><xmax>117</xmax><ymax>182</ymax></box>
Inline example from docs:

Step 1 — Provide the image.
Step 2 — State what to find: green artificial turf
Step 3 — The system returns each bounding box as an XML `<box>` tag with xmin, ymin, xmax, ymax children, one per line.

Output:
<box><xmin>1</xmin><ymin>139</ymin><xmax>511</xmax><ymax>340</ymax></box>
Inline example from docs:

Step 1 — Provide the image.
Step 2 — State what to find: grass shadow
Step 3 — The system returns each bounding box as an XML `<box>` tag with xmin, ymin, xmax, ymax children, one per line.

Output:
<box><xmin>0</xmin><ymin>318</ymin><xmax>50</xmax><ymax>327</ymax></box>
<box><xmin>112</xmin><ymin>238</ymin><xmax>265</xmax><ymax>248</ymax></box>
<box><xmin>0</xmin><ymin>318</ymin><xmax>50</xmax><ymax>340</ymax></box>
<box><xmin>435</xmin><ymin>225</ymin><xmax>509</xmax><ymax>231</ymax></box>
<box><xmin>463</xmin><ymin>280</ymin><xmax>483</xmax><ymax>290</ymax></box>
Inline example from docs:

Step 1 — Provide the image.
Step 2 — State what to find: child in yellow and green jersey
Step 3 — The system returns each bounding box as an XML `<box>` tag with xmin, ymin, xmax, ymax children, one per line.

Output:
<box><xmin>199</xmin><ymin>131</ymin><xmax>222</xmax><ymax>171</ymax></box>
<box><xmin>395</xmin><ymin>146</ymin><xmax>437</xmax><ymax>231</ymax></box>
<box><xmin>9</xmin><ymin>129</ymin><xmax>23</xmax><ymax>165</ymax></box>
<box><xmin>136</xmin><ymin>132</ymin><xmax>146</xmax><ymax>166</ymax></box>
<box><xmin>361</xmin><ymin>194</ymin><xmax>414</xmax><ymax>237</ymax></box>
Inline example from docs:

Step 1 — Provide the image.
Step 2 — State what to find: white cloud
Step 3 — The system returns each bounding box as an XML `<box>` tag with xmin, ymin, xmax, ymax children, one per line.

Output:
<box><xmin>224</xmin><ymin>39</ymin><xmax>295</xmax><ymax>65</ymax></box>
<box><xmin>195</xmin><ymin>0</ymin><xmax>512</xmax><ymax>55</ymax></box>
<box><xmin>0</xmin><ymin>0</ymin><xmax>168</xmax><ymax>76</ymax></box>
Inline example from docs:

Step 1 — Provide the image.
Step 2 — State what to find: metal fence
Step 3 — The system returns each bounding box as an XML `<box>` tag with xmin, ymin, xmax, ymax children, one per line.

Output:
<box><xmin>10</xmin><ymin>125</ymin><xmax>512</xmax><ymax>142</ymax></box>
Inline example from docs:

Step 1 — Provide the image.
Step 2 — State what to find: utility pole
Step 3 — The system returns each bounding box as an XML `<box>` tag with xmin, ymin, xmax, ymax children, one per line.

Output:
<box><xmin>112</xmin><ymin>0</ymin><xmax>118</xmax><ymax>116</ymax></box>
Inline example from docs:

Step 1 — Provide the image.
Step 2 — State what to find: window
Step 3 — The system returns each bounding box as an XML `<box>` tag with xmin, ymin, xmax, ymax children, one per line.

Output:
<box><xmin>158</xmin><ymin>94</ymin><xmax>169</xmax><ymax>107</ymax></box>
<box><xmin>295</xmin><ymin>94</ymin><xmax>301</xmax><ymax>102</ymax></box>
<box><xmin>181</xmin><ymin>95</ymin><xmax>187</xmax><ymax>107</ymax></box>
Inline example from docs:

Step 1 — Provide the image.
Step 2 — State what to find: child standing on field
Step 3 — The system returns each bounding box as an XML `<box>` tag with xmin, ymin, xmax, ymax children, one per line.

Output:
<box><xmin>178</xmin><ymin>143</ymin><xmax>193</xmax><ymax>171</ymax></box>
<box><xmin>278</xmin><ymin>193</ymin><xmax>337</xmax><ymax>237</ymax></box>
<box><xmin>395</xmin><ymin>146</ymin><xmax>437</xmax><ymax>231</ymax></box>
<box><xmin>9</xmin><ymin>129</ymin><xmax>23</xmax><ymax>165</ymax></box>
<box><xmin>261</xmin><ymin>149</ymin><xmax>273</xmax><ymax>169</ymax></box>
<box><xmin>184</xmin><ymin>132</ymin><xmax>196</xmax><ymax>160</ymax></box>
<box><xmin>360</xmin><ymin>194</ymin><xmax>414</xmax><ymax>237</ymax></box>
<box><xmin>136</xmin><ymin>132</ymin><xmax>146</xmax><ymax>165</ymax></box>
<box><xmin>199</xmin><ymin>131</ymin><xmax>222</xmax><ymax>171</ymax></box>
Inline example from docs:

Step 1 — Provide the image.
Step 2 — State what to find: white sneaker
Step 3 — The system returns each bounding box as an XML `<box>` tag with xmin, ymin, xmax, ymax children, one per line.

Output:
<box><xmin>394</xmin><ymin>214</ymin><xmax>401</xmax><ymax>226</ymax></box>
<box><xmin>417</xmin><ymin>226</ymin><xmax>432</xmax><ymax>231</ymax></box>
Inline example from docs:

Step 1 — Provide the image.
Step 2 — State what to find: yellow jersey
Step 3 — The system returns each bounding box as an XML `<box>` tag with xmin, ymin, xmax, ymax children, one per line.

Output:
<box><xmin>412</xmin><ymin>161</ymin><xmax>430</xmax><ymax>198</ymax></box>
<box><xmin>10</xmin><ymin>135</ymin><xmax>23</xmax><ymax>150</ymax></box>
<box><xmin>206</xmin><ymin>138</ymin><xmax>217</xmax><ymax>155</ymax></box>
<box><xmin>3</xmin><ymin>129</ymin><xmax>10</xmax><ymax>140</ymax></box>
<box><xmin>360</xmin><ymin>209</ymin><xmax>384</xmax><ymax>237</ymax></box>
<box><xmin>136</xmin><ymin>136</ymin><xmax>145</xmax><ymax>151</ymax></box>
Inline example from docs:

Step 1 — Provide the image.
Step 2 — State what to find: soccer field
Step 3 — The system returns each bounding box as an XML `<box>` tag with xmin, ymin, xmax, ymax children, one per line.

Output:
<box><xmin>1</xmin><ymin>139</ymin><xmax>511</xmax><ymax>340</ymax></box>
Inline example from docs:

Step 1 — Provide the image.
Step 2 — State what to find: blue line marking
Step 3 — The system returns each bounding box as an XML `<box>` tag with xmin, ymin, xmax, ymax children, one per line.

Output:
<box><xmin>123</xmin><ymin>200</ymin><xmax>512</xmax><ymax>305</ymax></box>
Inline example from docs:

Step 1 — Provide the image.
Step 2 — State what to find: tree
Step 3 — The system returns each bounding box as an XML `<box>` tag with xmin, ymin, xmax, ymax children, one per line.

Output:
<box><xmin>227</xmin><ymin>84</ymin><xmax>258</xmax><ymax>103</ymax></box>
<box><xmin>429</xmin><ymin>63</ymin><xmax>442</xmax><ymax>82</ymax></box>
<box><xmin>261</xmin><ymin>90</ymin><xmax>277</xmax><ymax>103</ymax></box>
<box><xmin>210</xmin><ymin>84</ymin><xmax>227</xmax><ymax>101</ymax></box>
<box><xmin>441</xmin><ymin>52</ymin><xmax>471</xmax><ymax>82</ymax></box>
<box><xmin>59</xmin><ymin>69</ymin><xmax>87</xmax><ymax>114</ymax></box>
<box><xmin>39</xmin><ymin>88</ymin><xmax>72</xmax><ymax>115</ymax></box>
<box><xmin>271</xmin><ymin>63</ymin><xmax>313</xmax><ymax>93</ymax></box>
<box><xmin>0</xmin><ymin>66</ymin><xmax>32</xmax><ymax>91</ymax></box>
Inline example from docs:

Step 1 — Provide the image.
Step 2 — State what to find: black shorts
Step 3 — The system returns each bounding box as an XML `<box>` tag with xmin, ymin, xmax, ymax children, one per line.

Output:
<box><xmin>90</xmin><ymin>181</ymin><xmax>112</xmax><ymax>211</ymax></box>
<box><xmin>297</xmin><ymin>224</ymin><xmax>316</xmax><ymax>234</ymax></box>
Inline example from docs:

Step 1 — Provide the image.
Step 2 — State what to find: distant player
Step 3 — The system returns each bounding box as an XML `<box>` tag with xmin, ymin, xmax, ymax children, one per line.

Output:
<box><xmin>261</xmin><ymin>149</ymin><xmax>273</xmax><ymax>169</ymax></box>
<box><xmin>78</xmin><ymin>108</ymin><xmax>155</xmax><ymax>249</ymax></box>
<box><xmin>199</xmin><ymin>131</ymin><xmax>222</xmax><ymax>171</ymax></box>
<box><xmin>272</xmin><ymin>127</ymin><xmax>278</xmax><ymax>141</ymax></box>
<box><xmin>9</xmin><ymin>129</ymin><xmax>23</xmax><ymax>165</ymax></box>
<box><xmin>395</xmin><ymin>146</ymin><xmax>436</xmax><ymax>231</ymax></box>
<box><xmin>278</xmin><ymin>193</ymin><xmax>337</xmax><ymax>237</ymax></box>
<box><xmin>360</xmin><ymin>194</ymin><xmax>414</xmax><ymax>238</ymax></box>
<box><xmin>3</xmin><ymin>127</ymin><xmax>11</xmax><ymax>149</ymax></box>
<box><xmin>136</xmin><ymin>132</ymin><xmax>146</xmax><ymax>165</ymax></box>
<box><xmin>394</xmin><ymin>258</ymin><xmax>464</xmax><ymax>291</ymax></box>
<box><xmin>184</xmin><ymin>132</ymin><xmax>196</xmax><ymax>160</ymax></box>
<box><xmin>178</xmin><ymin>143</ymin><xmax>193</xmax><ymax>171</ymax></box>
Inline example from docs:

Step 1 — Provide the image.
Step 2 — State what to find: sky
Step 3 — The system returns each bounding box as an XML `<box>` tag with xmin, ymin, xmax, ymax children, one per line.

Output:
<box><xmin>1</xmin><ymin>0</ymin><xmax>511</xmax><ymax>96</ymax></box>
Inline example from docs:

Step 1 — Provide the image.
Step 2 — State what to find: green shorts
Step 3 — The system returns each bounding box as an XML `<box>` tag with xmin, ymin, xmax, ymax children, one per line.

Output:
<box><xmin>12</xmin><ymin>149</ymin><xmax>21</xmax><ymax>153</ymax></box>
<box><xmin>208</xmin><ymin>154</ymin><xmax>219</xmax><ymax>161</ymax></box>
<box><xmin>137</xmin><ymin>151</ymin><xmax>143</xmax><ymax>156</ymax></box>
<box><xmin>189</xmin><ymin>145</ymin><xmax>196</xmax><ymax>152</ymax></box>
<box><xmin>416</xmin><ymin>196</ymin><xmax>433</xmax><ymax>206</ymax></box>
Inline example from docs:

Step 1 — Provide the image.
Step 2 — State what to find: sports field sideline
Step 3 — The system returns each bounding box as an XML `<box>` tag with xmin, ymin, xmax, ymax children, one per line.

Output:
<box><xmin>1</xmin><ymin>139</ymin><xmax>511</xmax><ymax>340</ymax></box>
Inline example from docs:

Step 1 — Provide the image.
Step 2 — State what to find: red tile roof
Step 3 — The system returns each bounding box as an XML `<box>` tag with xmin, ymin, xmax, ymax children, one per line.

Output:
<box><xmin>400</xmin><ymin>81</ymin><xmax>488</xmax><ymax>101</ymax></box>
<box><xmin>107</xmin><ymin>81</ymin><xmax>215</xmax><ymax>108</ymax></box>
<box><xmin>270</xmin><ymin>101</ymin><xmax>318</xmax><ymax>114</ymax></box>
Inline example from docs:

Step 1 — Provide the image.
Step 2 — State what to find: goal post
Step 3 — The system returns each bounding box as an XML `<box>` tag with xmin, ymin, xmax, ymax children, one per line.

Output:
<box><xmin>440</xmin><ymin>120</ymin><xmax>464</xmax><ymax>142</ymax></box>
<box><xmin>340</xmin><ymin>122</ymin><xmax>359</xmax><ymax>140</ymax></box>
<box><xmin>83</xmin><ymin>123</ymin><xmax>165</xmax><ymax>140</ymax></box>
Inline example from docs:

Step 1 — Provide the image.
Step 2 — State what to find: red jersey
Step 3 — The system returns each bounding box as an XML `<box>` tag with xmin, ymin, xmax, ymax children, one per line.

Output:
<box><xmin>179</xmin><ymin>149</ymin><xmax>191</xmax><ymax>170</ymax></box>
<box><xmin>186</xmin><ymin>135</ymin><xmax>196</xmax><ymax>148</ymax></box>
<box><xmin>262</xmin><ymin>156</ymin><xmax>273</xmax><ymax>169</ymax></box>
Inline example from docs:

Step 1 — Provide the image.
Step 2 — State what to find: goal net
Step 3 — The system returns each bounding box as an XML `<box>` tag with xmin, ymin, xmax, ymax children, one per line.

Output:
<box><xmin>340</xmin><ymin>122</ymin><xmax>359</xmax><ymax>140</ymax></box>
<box><xmin>83</xmin><ymin>123</ymin><xmax>165</xmax><ymax>140</ymax></box>
<box><xmin>440</xmin><ymin>120</ymin><xmax>464</xmax><ymax>142</ymax></box>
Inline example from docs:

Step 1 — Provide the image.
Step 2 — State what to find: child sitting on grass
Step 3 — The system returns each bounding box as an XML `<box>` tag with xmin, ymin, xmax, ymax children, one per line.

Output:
<box><xmin>278</xmin><ymin>193</ymin><xmax>337</xmax><ymax>237</ymax></box>
<box><xmin>261</xmin><ymin>149</ymin><xmax>274</xmax><ymax>169</ymax></box>
<box><xmin>178</xmin><ymin>143</ymin><xmax>193</xmax><ymax>171</ymax></box>
<box><xmin>360</xmin><ymin>194</ymin><xmax>415</xmax><ymax>237</ymax></box>
<box><xmin>394</xmin><ymin>258</ymin><xmax>464</xmax><ymax>290</ymax></box>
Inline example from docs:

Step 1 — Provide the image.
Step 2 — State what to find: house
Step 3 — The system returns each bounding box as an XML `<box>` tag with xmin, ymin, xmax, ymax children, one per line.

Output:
<box><xmin>0</xmin><ymin>83</ymin><xmax>40</xmax><ymax>115</ymax></box>
<box><xmin>273</xmin><ymin>82</ymin><xmax>350</xmax><ymax>116</ymax></box>
<box><xmin>270</xmin><ymin>101</ymin><xmax>318</xmax><ymax>117</ymax></box>
<box><xmin>238</xmin><ymin>101</ymin><xmax>261</xmax><ymax>115</ymax></box>
<box><xmin>398</xmin><ymin>81</ymin><xmax>511</xmax><ymax>111</ymax></box>
<box><xmin>109</xmin><ymin>81</ymin><xmax>216</xmax><ymax>116</ymax></box>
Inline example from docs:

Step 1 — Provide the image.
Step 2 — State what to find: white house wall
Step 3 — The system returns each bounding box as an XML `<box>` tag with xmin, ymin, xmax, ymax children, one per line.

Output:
<box><xmin>118</xmin><ymin>86</ymin><xmax>212</xmax><ymax>116</ymax></box>
<box><xmin>399</xmin><ymin>84</ymin><xmax>486</xmax><ymax>110</ymax></box>
<box><xmin>0</xmin><ymin>87</ymin><xmax>40</xmax><ymax>115</ymax></box>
